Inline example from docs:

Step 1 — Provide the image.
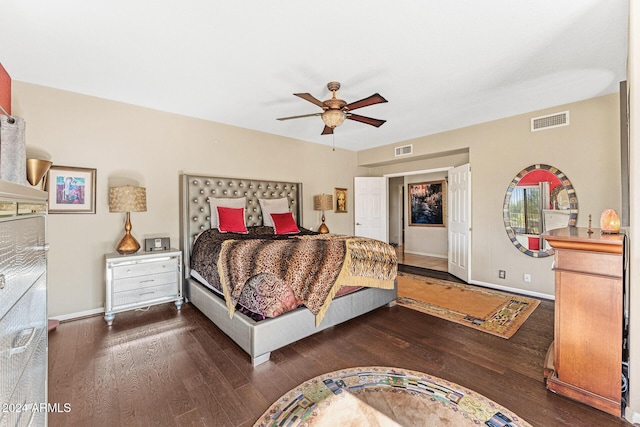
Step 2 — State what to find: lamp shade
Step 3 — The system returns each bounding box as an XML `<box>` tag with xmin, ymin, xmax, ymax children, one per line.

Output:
<box><xmin>314</xmin><ymin>194</ymin><xmax>333</xmax><ymax>211</ymax></box>
<box><xmin>109</xmin><ymin>186</ymin><xmax>147</xmax><ymax>213</ymax></box>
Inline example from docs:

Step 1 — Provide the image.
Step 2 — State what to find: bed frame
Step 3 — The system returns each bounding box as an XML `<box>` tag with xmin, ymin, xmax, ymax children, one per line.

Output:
<box><xmin>179</xmin><ymin>174</ymin><xmax>397</xmax><ymax>366</ymax></box>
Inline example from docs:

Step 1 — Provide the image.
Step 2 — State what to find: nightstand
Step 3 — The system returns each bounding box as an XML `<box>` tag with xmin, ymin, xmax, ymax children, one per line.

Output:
<box><xmin>104</xmin><ymin>249</ymin><xmax>183</xmax><ymax>325</ymax></box>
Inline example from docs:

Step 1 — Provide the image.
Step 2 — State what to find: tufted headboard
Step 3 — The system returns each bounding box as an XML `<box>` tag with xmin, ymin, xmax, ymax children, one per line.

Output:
<box><xmin>179</xmin><ymin>174</ymin><xmax>303</xmax><ymax>277</ymax></box>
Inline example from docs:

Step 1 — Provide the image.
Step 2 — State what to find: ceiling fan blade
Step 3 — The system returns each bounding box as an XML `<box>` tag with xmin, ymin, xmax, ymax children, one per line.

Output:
<box><xmin>321</xmin><ymin>125</ymin><xmax>334</xmax><ymax>135</ymax></box>
<box><xmin>345</xmin><ymin>93</ymin><xmax>387</xmax><ymax>111</ymax></box>
<box><xmin>294</xmin><ymin>93</ymin><xmax>326</xmax><ymax>108</ymax></box>
<box><xmin>347</xmin><ymin>113</ymin><xmax>386</xmax><ymax>128</ymax></box>
<box><xmin>277</xmin><ymin>112</ymin><xmax>321</xmax><ymax>121</ymax></box>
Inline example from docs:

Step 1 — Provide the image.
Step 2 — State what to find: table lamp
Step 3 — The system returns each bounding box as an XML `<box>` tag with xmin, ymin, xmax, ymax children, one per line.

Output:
<box><xmin>109</xmin><ymin>186</ymin><xmax>147</xmax><ymax>254</ymax></box>
<box><xmin>600</xmin><ymin>209</ymin><xmax>621</xmax><ymax>234</ymax></box>
<box><xmin>314</xmin><ymin>193</ymin><xmax>333</xmax><ymax>234</ymax></box>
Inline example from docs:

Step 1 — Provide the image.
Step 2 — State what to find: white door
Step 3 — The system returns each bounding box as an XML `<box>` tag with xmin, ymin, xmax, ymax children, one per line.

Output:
<box><xmin>448</xmin><ymin>163</ymin><xmax>471</xmax><ymax>282</ymax></box>
<box><xmin>354</xmin><ymin>177</ymin><xmax>387</xmax><ymax>242</ymax></box>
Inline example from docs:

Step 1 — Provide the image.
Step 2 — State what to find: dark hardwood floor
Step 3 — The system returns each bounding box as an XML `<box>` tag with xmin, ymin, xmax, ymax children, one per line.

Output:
<box><xmin>48</xmin><ymin>296</ymin><xmax>631</xmax><ymax>426</ymax></box>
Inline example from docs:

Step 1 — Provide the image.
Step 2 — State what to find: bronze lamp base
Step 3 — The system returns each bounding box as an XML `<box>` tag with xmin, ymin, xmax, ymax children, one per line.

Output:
<box><xmin>318</xmin><ymin>212</ymin><xmax>330</xmax><ymax>234</ymax></box>
<box><xmin>116</xmin><ymin>212</ymin><xmax>141</xmax><ymax>254</ymax></box>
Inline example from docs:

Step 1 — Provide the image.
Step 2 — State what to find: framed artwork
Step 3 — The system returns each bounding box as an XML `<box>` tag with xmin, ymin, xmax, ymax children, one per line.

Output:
<box><xmin>334</xmin><ymin>188</ymin><xmax>347</xmax><ymax>213</ymax></box>
<box><xmin>408</xmin><ymin>180</ymin><xmax>446</xmax><ymax>227</ymax></box>
<box><xmin>46</xmin><ymin>165</ymin><xmax>97</xmax><ymax>214</ymax></box>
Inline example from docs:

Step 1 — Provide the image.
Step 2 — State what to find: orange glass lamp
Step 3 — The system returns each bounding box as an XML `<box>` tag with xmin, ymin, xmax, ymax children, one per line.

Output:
<box><xmin>109</xmin><ymin>186</ymin><xmax>147</xmax><ymax>254</ymax></box>
<box><xmin>600</xmin><ymin>209</ymin><xmax>621</xmax><ymax>234</ymax></box>
<box><xmin>314</xmin><ymin>194</ymin><xmax>333</xmax><ymax>234</ymax></box>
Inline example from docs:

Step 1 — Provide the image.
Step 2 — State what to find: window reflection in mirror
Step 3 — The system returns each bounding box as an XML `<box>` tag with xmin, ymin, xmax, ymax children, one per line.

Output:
<box><xmin>503</xmin><ymin>164</ymin><xmax>577</xmax><ymax>258</ymax></box>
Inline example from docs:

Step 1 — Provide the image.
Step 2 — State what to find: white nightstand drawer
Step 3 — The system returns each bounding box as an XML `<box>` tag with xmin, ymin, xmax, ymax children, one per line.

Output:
<box><xmin>112</xmin><ymin>282</ymin><xmax>177</xmax><ymax>307</ymax></box>
<box><xmin>112</xmin><ymin>257</ymin><xmax>178</xmax><ymax>280</ymax></box>
<box><xmin>112</xmin><ymin>271</ymin><xmax>177</xmax><ymax>293</ymax></box>
<box><xmin>105</xmin><ymin>249</ymin><xmax>183</xmax><ymax>325</ymax></box>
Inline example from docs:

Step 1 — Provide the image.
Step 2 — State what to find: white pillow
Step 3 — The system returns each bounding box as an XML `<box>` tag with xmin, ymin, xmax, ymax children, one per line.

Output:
<box><xmin>259</xmin><ymin>197</ymin><xmax>290</xmax><ymax>227</ymax></box>
<box><xmin>209</xmin><ymin>197</ymin><xmax>246</xmax><ymax>228</ymax></box>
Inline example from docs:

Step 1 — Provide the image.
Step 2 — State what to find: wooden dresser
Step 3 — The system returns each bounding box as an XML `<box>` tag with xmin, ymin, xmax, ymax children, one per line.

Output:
<box><xmin>542</xmin><ymin>227</ymin><xmax>624</xmax><ymax>417</ymax></box>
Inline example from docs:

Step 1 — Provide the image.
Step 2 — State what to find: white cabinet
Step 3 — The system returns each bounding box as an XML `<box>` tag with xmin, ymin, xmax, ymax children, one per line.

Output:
<box><xmin>104</xmin><ymin>249</ymin><xmax>183</xmax><ymax>325</ymax></box>
<box><xmin>0</xmin><ymin>181</ymin><xmax>48</xmax><ymax>427</ymax></box>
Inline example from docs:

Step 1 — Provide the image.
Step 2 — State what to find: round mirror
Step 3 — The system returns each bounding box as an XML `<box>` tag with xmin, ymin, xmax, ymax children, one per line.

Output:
<box><xmin>503</xmin><ymin>164</ymin><xmax>578</xmax><ymax>257</ymax></box>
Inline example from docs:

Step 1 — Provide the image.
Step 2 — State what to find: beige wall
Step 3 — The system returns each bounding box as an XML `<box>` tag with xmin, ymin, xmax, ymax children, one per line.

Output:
<box><xmin>360</xmin><ymin>93</ymin><xmax>621</xmax><ymax>298</ymax></box>
<box><xmin>12</xmin><ymin>81</ymin><xmax>623</xmax><ymax>314</ymax></box>
<box><xmin>13</xmin><ymin>81</ymin><xmax>364</xmax><ymax>318</ymax></box>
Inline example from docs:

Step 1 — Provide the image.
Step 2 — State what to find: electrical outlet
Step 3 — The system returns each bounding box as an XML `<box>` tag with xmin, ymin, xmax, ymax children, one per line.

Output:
<box><xmin>524</xmin><ymin>273</ymin><xmax>532</xmax><ymax>283</ymax></box>
<box><xmin>499</xmin><ymin>270</ymin><xmax>506</xmax><ymax>279</ymax></box>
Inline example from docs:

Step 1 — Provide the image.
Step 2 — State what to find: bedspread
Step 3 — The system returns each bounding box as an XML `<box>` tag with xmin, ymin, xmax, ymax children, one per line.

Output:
<box><xmin>217</xmin><ymin>234</ymin><xmax>397</xmax><ymax>325</ymax></box>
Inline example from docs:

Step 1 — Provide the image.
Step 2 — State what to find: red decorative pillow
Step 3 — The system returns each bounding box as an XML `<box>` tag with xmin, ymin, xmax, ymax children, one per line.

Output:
<box><xmin>217</xmin><ymin>206</ymin><xmax>247</xmax><ymax>233</ymax></box>
<box><xmin>270</xmin><ymin>212</ymin><xmax>300</xmax><ymax>234</ymax></box>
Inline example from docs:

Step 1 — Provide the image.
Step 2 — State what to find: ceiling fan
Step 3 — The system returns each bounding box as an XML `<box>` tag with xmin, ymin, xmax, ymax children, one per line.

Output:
<box><xmin>277</xmin><ymin>82</ymin><xmax>387</xmax><ymax>135</ymax></box>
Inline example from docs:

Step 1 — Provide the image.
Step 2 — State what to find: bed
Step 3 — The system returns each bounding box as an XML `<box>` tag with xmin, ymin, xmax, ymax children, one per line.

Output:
<box><xmin>179</xmin><ymin>174</ymin><xmax>398</xmax><ymax>366</ymax></box>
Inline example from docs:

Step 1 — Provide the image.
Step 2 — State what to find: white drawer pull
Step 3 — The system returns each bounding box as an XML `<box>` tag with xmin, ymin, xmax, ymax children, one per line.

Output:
<box><xmin>140</xmin><ymin>279</ymin><xmax>155</xmax><ymax>284</ymax></box>
<box><xmin>9</xmin><ymin>327</ymin><xmax>37</xmax><ymax>356</ymax></box>
<box><xmin>139</xmin><ymin>291</ymin><xmax>155</xmax><ymax>297</ymax></box>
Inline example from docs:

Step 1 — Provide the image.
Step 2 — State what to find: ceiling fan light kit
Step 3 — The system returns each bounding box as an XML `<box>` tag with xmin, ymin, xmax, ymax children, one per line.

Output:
<box><xmin>321</xmin><ymin>109</ymin><xmax>346</xmax><ymax>128</ymax></box>
<box><xmin>278</xmin><ymin>81</ymin><xmax>387</xmax><ymax>135</ymax></box>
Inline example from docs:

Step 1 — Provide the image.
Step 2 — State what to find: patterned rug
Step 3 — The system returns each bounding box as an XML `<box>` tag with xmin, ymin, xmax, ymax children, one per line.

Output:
<box><xmin>397</xmin><ymin>272</ymin><xmax>540</xmax><ymax>339</ymax></box>
<box><xmin>254</xmin><ymin>366</ymin><xmax>531</xmax><ymax>426</ymax></box>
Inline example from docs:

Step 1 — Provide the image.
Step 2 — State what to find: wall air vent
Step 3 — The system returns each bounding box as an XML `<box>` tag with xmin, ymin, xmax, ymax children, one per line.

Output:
<box><xmin>394</xmin><ymin>144</ymin><xmax>413</xmax><ymax>157</ymax></box>
<box><xmin>531</xmin><ymin>111</ymin><xmax>569</xmax><ymax>132</ymax></box>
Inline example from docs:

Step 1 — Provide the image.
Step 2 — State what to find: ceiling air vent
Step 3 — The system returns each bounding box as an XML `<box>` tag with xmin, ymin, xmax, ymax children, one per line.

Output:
<box><xmin>395</xmin><ymin>144</ymin><xmax>413</xmax><ymax>157</ymax></box>
<box><xmin>531</xmin><ymin>111</ymin><xmax>569</xmax><ymax>132</ymax></box>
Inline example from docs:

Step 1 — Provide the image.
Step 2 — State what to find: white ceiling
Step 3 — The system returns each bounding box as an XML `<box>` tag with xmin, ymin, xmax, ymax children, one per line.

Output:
<box><xmin>0</xmin><ymin>1</ymin><xmax>629</xmax><ymax>151</ymax></box>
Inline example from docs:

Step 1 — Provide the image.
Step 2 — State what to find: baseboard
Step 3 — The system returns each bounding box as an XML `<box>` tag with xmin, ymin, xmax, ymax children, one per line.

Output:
<box><xmin>470</xmin><ymin>279</ymin><xmax>555</xmax><ymax>301</ymax></box>
<box><xmin>624</xmin><ymin>406</ymin><xmax>640</xmax><ymax>424</ymax></box>
<box><xmin>49</xmin><ymin>307</ymin><xmax>105</xmax><ymax>322</ymax></box>
<box><xmin>403</xmin><ymin>250</ymin><xmax>447</xmax><ymax>259</ymax></box>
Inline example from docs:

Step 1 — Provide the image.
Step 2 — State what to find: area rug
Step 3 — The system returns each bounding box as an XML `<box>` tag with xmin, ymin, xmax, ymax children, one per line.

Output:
<box><xmin>397</xmin><ymin>272</ymin><xmax>540</xmax><ymax>339</ymax></box>
<box><xmin>254</xmin><ymin>366</ymin><xmax>531</xmax><ymax>426</ymax></box>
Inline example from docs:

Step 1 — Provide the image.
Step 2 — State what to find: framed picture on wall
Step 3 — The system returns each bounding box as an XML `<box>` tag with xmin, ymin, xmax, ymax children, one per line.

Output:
<box><xmin>46</xmin><ymin>165</ymin><xmax>97</xmax><ymax>214</ymax></box>
<box><xmin>334</xmin><ymin>188</ymin><xmax>347</xmax><ymax>213</ymax></box>
<box><xmin>408</xmin><ymin>180</ymin><xmax>446</xmax><ymax>226</ymax></box>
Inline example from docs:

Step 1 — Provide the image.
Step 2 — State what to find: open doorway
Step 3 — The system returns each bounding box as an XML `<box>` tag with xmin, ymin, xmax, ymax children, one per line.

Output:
<box><xmin>387</xmin><ymin>173</ymin><xmax>449</xmax><ymax>273</ymax></box>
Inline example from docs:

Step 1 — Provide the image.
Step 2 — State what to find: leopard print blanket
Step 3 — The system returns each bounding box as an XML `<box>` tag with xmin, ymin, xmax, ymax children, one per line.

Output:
<box><xmin>217</xmin><ymin>234</ymin><xmax>397</xmax><ymax>325</ymax></box>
